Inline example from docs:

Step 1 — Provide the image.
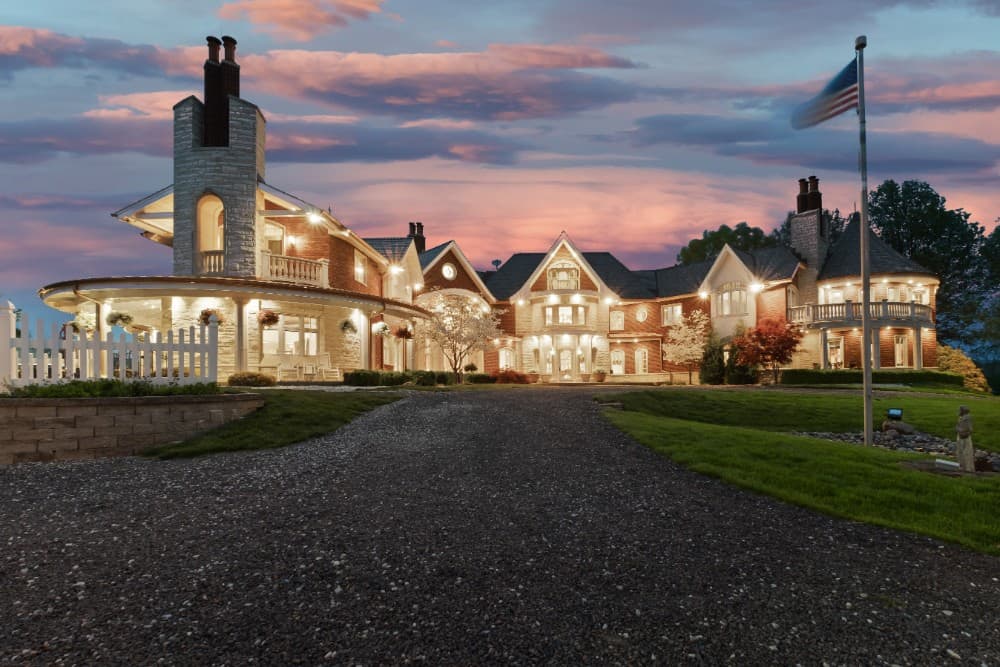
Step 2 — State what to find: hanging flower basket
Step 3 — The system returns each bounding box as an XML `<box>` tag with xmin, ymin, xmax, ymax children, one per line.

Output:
<box><xmin>341</xmin><ymin>319</ymin><xmax>358</xmax><ymax>334</ymax></box>
<box><xmin>257</xmin><ymin>310</ymin><xmax>280</xmax><ymax>327</ymax></box>
<box><xmin>373</xmin><ymin>322</ymin><xmax>391</xmax><ymax>337</ymax></box>
<box><xmin>200</xmin><ymin>308</ymin><xmax>225</xmax><ymax>326</ymax></box>
<box><xmin>394</xmin><ymin>326</ymin><xmax>414</xmax><ymax>340</ymax></box>
<box><xmin>105</xmin><ymin>311</ymin><xmax>134</xmax><ymax>328</ymax></box>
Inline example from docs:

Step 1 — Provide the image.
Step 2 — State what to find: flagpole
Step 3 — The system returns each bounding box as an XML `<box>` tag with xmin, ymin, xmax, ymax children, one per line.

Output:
<box><xmin>856</xmin><ymin>35</ymin><xmax>873</xmax><ymax>446</ymax></box>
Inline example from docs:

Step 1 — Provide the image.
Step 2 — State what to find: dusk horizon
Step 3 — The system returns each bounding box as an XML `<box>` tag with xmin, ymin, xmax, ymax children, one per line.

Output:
<box><xmin>2</xmin><ymin>1</ymin><xmax>998</xmax><ymax>321</ymax></box>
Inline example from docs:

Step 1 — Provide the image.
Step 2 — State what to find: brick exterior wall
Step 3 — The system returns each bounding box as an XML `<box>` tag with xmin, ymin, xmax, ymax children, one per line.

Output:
<box><xmin>173</xmin><ymin>96</ymin><xmax>265</xmax><ymax>278</ymax></box>
<box><xmin>328</xmin><ymin>237</ymin><xmax>381</xmax><ymax>296</ymax></box>
<box><xmin>0</xmin><ymin>394</ymin><xmax>264</xmax><ymax>466</ymax></box>
<box><xmin>423</xmin><ymin>249</ymin><xmax>483</xmax><ymax>293</ymax></box>
<box><xmin>530</xmin><ymin>248</ymin><xmax>598</xmax><ymax>292</ymax></box>
<box><xmin>756</xmin><ymin>287</ymin><xmax>787</xmax><ymax>323</ymax></box>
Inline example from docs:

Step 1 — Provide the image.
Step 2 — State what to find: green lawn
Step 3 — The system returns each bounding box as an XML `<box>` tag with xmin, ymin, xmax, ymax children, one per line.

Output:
<box><xmin>145</xmin><ymin>390</ymin><xmax>401</xmax><ymax>459</ymax></box>
<box><xmin>605</xmin><ymin>388</ymin><xmax>1000</xmax><ymax>556</ymax></box>
<box><xmin>612</xmin><ymin>387</ymin><xmax>1000</xmax><ymax>452</ymax></box>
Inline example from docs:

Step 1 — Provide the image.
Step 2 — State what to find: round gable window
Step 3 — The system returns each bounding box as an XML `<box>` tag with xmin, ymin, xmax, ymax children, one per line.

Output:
<box><xmin>636</xmin><ymin>306</ymin><xmax>648</xmax><ymax>322</ymax></box>
<box><xmin>442</xmin><ymin>263</ymin><xmax>457</xmax><ymax>280</ymax></box>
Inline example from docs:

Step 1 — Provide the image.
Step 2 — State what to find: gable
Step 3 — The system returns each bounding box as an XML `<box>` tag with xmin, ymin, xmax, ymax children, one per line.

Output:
<box><xmin>530</xmin><ymin>246</ymin><xmax>598</xmax><ymax>292</ymax></box>
<box><xmin>700</xmin><ymin>246</ymin><xmax>754</xmax><ymax>292</ymax></box>
<box><xmin>423</xmin><ymin>247</ymin><xmax>492</xmax><ymax>299</ymax></box>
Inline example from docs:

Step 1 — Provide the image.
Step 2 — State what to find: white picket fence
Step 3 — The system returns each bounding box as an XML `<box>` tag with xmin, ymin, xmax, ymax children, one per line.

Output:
<box><xmin>0</xmin><ymin>301</ymin><xmax>219</xmax><ymax>387</ymax></box>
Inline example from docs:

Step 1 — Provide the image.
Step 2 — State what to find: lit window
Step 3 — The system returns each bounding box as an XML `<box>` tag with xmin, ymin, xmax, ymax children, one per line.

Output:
<box><xmin>661</xmin><ymin>304</ymin><xmax>682</xmax><ymax>325</ymax></box>
<box><xmin>545</xmin><ymin>308</ymin><xmax>553</xmax><ymax>325</ymax></box>
<box><xmin>499</xmin><ymin>348</ymin><xmax>514</xmax><ymax>370</ymax></box>
<box><xmin>610</xmin><ymin>310</ymin><xmax>624</xmax><ymax>331</ymax></box>
<box><xmin>714</xmin><ymin>282</ymin><xmax>747</xmax><ymax>316</ymax></box>
<box><xmin>576</xmin><ymin>306</ymin><xmax>586</xmax><ymax>325</ymax></box>
<box><xmin>354</xmin><ymin>250</ymin><xmax>366</xmax><ymax>285</ymax></box>
<box><xmin>442</xmin><ymin>263</ymin><xmax>457</xmax><ymax>281</ymax></box>
<box><xmin>558</xmin><ymin>306</ymin><xmax>573</xmax><ymax>324</ymax></box>
<box><xmin>261</xmin><ymin>314</ymin><xmax>319</xmax><ymax>356</ymax></box>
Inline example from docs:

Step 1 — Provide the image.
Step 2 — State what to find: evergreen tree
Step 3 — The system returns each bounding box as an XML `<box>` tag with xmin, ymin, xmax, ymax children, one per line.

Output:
<box><xmin>699</xmin><ymin>330</ymin><xmax>726</xmax><ymax>385</ymax></box>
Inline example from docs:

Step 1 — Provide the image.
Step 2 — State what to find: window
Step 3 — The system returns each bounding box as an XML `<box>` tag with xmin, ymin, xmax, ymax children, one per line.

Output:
<box><xmin>894</xmin><ymin>335</ymin><xmax>908</xmax><ymax>367</ymax></box>
<box><xmin>635</xmin><ymin>348</ymin><xmax>648</xmax><ymax>374</ymax></box>
<box><xmin>576</xmin><ymin>306</ymin><xmax>586</xmax><ymax>325</ymax></box>
<box><xmin>661</xmin><ymin>304</ymin><xmax>682</xmax><ymax>326</ymax></box>
<box><xmin>261</xmin><ymin>314</ymin><xmax>319</xmax><ymax>356</ymax></box>
<box><xmin>610</xmin><ymin>310</ymin><xmax>624</xmax><ymax>331</ymax></box>
<box><xmin>558</xmin><ymin>306</ymin><xmax>573</xmax><ymax>324</ymax></box>
<box><xmin>547</xmin><ymin>261</ymin><xmax>579</xmax><ymax>290</ymax></box>
<box><xmin>545</xmin><ymin>308</ymin><xmax>553</xmax><ymax>326</ymax></box>
<box><xmin>636</xmin><ymin>306</ymin><xmax>648</xmax><ymax>323</ymax></box>
<box><xmin>354</xmin><ymin>250</ymin><xmax>366</xmax><ymax>285</ymax></box>
<box><xmin>264</xmin><ymin>222</ymin><xmax>285</xmax><ymax>255</ymax></box>
<box><xmin>197</xmin><ymin>194</ymin><xmax>224</xmax><ymax>253</ymax></box>
<box><xmin>827</xmin><ymin>337</ymin><xmax>843</xmax><ymax>369</ymax></box>
<box><xmin>610</xmin><ymin>349</ymin><xmax>625</xmax><ymax>375</ymax></box>
<box><xmin>559</xmin><ymin>349</ymin><xmax>573</xmax><ymax>373</ymax></box>
<box><xmin>714</xmin><ymin>282</ymin><xmax>747</xmax><ymax>316</ymax></box>
<box><xmin>499</xmin><ymin>347</ymin><xmax>514</xmax><ymax>370</ymax></box>
<box><xmin>442</xmin><ymin>263</ymin><xmax>457</xmax><ymax>281</ymax></box>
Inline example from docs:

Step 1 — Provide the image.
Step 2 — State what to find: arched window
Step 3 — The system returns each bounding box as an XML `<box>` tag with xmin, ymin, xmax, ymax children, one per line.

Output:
<box><xmin>197</xmin><ymin>194</ymin><xmax>225</xmax><ymax>274</ymax></box>
<box><xmin>610</xmin><ymin>311</ymin><xmax>625</xmax><ymax>331</ymax></box>
<box><xmin>499</xmin><ymin>347</ymin><xmax>515</xmax><ymax>370</ymax></box>
<box><xmin>547</xmin><ymin>261</ymin><xmax>579</xmax><ymax>290</ymax></box>
<box><xmin>610</xmin><ymin>349</ymin><xmax>625</xmax><ymax>375</ymax></box>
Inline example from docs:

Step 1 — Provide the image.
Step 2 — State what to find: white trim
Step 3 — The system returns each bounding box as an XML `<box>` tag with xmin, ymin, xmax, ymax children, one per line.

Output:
<box><xmin>420</xmin><ymin>241</ymin><xmax>496</xmax><ymax>302</ymax></box>
<box><xmin>512</xmin><ymin>233</ymin><xmax>609</xmax><ymax>301</ymax></box>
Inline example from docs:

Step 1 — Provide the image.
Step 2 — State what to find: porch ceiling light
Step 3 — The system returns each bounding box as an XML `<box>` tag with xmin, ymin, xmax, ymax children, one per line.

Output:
<box><xmin>698</xmin><ymin>291</ymin><xmax>708</xmax><ymax>299</ymax></box>
<box><xmin>548</xmin><ymin>294</ymin><xmax>559</xmax><ymax>304</ymax></box>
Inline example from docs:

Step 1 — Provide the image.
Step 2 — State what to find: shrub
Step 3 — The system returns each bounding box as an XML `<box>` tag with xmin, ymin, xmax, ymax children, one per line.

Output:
<box><xmin>227</xmin><ymin>372</ymin><xmax>276</xmax><ymax>387</ymax></box>
<box><xmin>343</xmin><ymin>370</ymin><xmax>382</xmax><ymax>386</ymax></box>
<box><xmin>937</xmin><ymin>345</ymin><xmax>991</xmax><ymax>393</ymax></box>
<box><xmin>435</xmin><ymin>372</ymin><xmax>458</xmax><ymax>385</ymax></box>
<box><xmin>466</xmin><ymin>373</ymin><xmax>496</xmax><ymax>384</ymax></box>
<box><xmin>463</xmin><ymin>362</ymin><xmax>478</xmax><ymax>373</ymax></box>
<box><xmin>779</xmin><ymin>368</ymin><xmax>965</xmax><ymax>387</ymax></box>
<box><xmin>700</xmin><ymin>332</ymin><xmax>726</xmax><ymax>385</ymax></box>
<box><xmin>493</xmin><ymin>369</ymin><xmax>530</xmax><ymax>384</ymax></box>
<box><xmin>411</xmin><ymin>370</ymin><xmax>438</xmax><ymax>386</ymax></box>
<box><xmin>3</xmin><ymin>379</ymin><xmax>219</xmax><ymax>398</ymax></box>
<box><xmin>378</xmin><ymin>372</ymin><xmax>412</xmax><ymax>386</ymax></box>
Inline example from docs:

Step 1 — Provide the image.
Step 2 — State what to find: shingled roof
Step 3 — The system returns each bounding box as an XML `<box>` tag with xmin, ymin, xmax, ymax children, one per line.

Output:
<box><xmin>645</xmin><ymin>261</ymin><xmax>714</xmax><ymax>298</ymax></box>
<box><xmin>733</xmin><ymin>245</ymin><xmax>802</xmax><ymax>282</ymax></box>
<box><xmin>818</xmin><ymin>217</ymin><xmax>935</xmax><ymax>281</ymax></box>
<box><xmin>482</xmin><ymin>253</ymin><xmax>546</xmax><ymax>300</ymax></box>
<box><xmin>364</xmin><ymin>237</ymin><xmax>412</xmax><ymax>263</ymax></box>
<box><xmin>418</xmin><ymin>242</ymin><xmax>451</xmax><ymax>269</ymax></box>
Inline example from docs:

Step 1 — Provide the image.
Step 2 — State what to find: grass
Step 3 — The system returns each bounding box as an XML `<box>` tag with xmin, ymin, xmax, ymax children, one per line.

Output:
<box><xmin>605</xmin><ymin>388</ymin><xmax>1000</xmax><ymax>556</ymax></box>
<box><xmin>612</xmin><ymin>387</ymin><xmax>1000</xmax><ymax>452</ymax></box>
<box><xmin>145</xmin><ymin>390</ymin><xmax>400</xmax><ymax>459</ymax></box>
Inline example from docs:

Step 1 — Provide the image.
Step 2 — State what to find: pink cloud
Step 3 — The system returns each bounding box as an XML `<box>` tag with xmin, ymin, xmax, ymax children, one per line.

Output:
<box><xmin>82</xmin><ymin>90</ymin><xmax>195</xmax><ymax>120</ymax></box>
<box><xmin>218</xmin><ymin>0</ymin><xmax>387</xmax><ymax>41</ymax></box>
<box><xmin>400</xmin><ymin>119</ymin><xmax>477</xmax><ymax>129</ymax></box>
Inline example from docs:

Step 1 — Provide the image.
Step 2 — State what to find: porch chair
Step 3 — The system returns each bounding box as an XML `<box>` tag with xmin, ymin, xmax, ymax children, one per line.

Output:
<box><xmin>316</xmin><ymin>353</ymin><xmax>342</xmax><ymax>381</ymax></box>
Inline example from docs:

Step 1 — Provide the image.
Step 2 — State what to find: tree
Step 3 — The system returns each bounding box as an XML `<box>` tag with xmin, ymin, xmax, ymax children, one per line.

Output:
<box><xmin>661</xmin><ymin>310</ymin><xmax>709</xmax><ymax>384</ymax></box>
<box><xmin>724</xmin><ymin>322</ymin><xmax>758</xmax><ymax>385</ymax></box>
<box><xmin>868</xmin><ymin>180</ymin><xmax>988</xmax><ymax>345</ymax></box>
<box><xmin>937</xmin><ymin>344</ymin><xmax>991</xmax><ymax>393</ymax></box>
<box><xmin>419</xmin><ymin>292</ymin><xmax>504</xmax><ymax>378</ymax></box>
<box><xmin>699</xmin><ymin>330</ymin><xmax>726</xmax><ymax>385</ymax></box>
<box><xmin>733</xmin><ymin>318</ymin><xmax>803</xmax><ymax>384</ymax></box>
<box><xmin>677</xmin><ymin>222</ymin><xmax>777</xmax><ymax>265</ymax></box>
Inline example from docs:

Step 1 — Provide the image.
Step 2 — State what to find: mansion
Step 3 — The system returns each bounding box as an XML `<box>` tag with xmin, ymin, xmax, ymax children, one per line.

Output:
<box><xmin>37</xmin><ymin>36</ymin><xmax>939</xmax><ymax>382</ymax></box>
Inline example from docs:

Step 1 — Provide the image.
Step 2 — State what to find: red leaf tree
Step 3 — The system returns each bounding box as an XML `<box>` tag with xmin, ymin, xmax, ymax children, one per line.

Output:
<box><xmin>733</xmin><ymin>318</ymin><xmax>803</xmax><ymax>384</ymax></box>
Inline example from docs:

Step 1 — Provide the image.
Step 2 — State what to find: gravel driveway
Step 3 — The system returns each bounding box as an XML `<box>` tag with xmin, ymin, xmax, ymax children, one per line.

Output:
<box><xmin>2</xmin><ymin>388</ymin><xmax>998</xmax><ymax>665</ymax></box>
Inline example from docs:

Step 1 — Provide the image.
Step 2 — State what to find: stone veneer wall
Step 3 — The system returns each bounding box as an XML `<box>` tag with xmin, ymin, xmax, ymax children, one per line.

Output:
<box><xmin>0</xmin><ymin>394</ymin><xmax>264</xmax><ymax>466</ymax></box>
<box><xmin>173</xmin><ymin>96</ymin><xmax>265</xmax><ymax>278</ymax></box>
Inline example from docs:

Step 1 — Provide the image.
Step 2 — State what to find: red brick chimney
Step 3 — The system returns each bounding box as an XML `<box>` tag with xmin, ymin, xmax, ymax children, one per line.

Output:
<box><xmin>203</xmin><ymin>35</ymin><xmax>240</xmax><ymax>147</ymax></box>
<box><xmin>408</xmin><ymin>221</ymin><xmax>426</xmax><ymax>253</ymax></box>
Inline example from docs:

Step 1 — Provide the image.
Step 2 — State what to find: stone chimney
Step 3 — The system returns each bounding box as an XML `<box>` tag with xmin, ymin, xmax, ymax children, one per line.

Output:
<box><xmin>203</xmin><ymin>35</ymin><xmax>240</xmax><ymax>147</ymax></box>
<box><xmin>408</xmin><ymin>221</ymin><xmax>426</xmax><ymax>253</ymax></box>
<box><xmin>787</xmin><ymin>177</ymin><xmax>829</xmax><ymax>305</ymax></box>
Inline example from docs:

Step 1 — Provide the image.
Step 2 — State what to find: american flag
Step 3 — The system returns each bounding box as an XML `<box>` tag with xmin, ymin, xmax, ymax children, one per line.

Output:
<box><xmin>791</xmin><ymin>57</ymin><xmax>859</xmax><ymax>129</ymax></box>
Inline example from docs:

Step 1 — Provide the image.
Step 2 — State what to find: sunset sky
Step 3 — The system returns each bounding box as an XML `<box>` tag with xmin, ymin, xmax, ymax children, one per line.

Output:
<box><xmin>2</xmin><ymin>0</ymin><xmax>998</xmax><ymax>320</ymax></box>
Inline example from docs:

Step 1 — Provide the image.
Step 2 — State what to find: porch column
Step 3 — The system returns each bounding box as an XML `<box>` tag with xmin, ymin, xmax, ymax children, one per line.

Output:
<box><xmin>871</xmin><ymin>327</ymin><xmax>881</xmax><ymax>370</ymax></box>
<box><xmin>820</xmin><ymin>328</ymin><xmax>829</xmax><ymax>369</ymax></box>
<box><xmin>234</xmin><ymin>297</ymin><xmax>247</xmax><ymax>373</ymax></box>
<box><xmin>95</xmin><ymin>301</ymin><xmax>106</xmax><ymax>377</ymax></box>
<box><xmin>914</xmin><ymin>327</ymin><xmax>923</xmax><ymax>369</ymax></box>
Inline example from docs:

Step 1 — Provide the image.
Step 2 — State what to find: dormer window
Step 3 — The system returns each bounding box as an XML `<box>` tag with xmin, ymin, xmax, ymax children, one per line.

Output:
<box><xmin>548</xmin><ymin>261</ymin><xmax>579</xmax><ymax>290</ymax></box>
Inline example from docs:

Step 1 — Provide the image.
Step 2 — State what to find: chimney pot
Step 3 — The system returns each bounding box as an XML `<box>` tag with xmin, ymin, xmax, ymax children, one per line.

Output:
<box><xmin>416</xmin><ymin>222</ymin><xmax>424</xmax><ymax>236</ymax></box>
<box><xmin>206</xmin><ymin>36</ymin><xmax>222</xmax><ymax>63</ymax></box>
<box><xmin>806</xmin><ymin>176</ymin><xmax>822</xmax><ymax>211</ymax></box>
<box><xmin>221</xmin><ymin>35</ymin><xmax>237</xmax><ymax>62</ymax></box>
<box><xmin>408</xmin><ymin>222</ymin><xmax>416</xmax><ymax>236</ymax></box>
<box><xmin>807</xmin><ymin>175</ymin><xmax>819</xmax><ymax>192</ymax></box>
<box><xmin>796</xmin><ymin>178</ymin><xmax>809</xmax><ymax>213</ymax></box>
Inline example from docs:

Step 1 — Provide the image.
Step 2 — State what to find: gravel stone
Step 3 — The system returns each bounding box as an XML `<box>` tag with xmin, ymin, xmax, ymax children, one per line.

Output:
<box><xmin>1</xmin><ymin>387</ymin><xmax>998</xmax><ymax>665</ymax></box>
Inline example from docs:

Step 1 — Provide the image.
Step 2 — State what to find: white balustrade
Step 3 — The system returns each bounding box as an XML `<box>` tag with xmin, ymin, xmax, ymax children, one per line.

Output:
<box><xmin>262</xmin><ymin>251</ymin><xmax>329</xmax><ymax>287</ymax></box>
<box><xmin>199</xmin><ymin>250</ymin><xmax>225</xmax><ymax>275</ymax></box>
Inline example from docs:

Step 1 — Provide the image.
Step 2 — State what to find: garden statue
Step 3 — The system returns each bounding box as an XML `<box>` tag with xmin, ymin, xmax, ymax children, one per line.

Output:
<box><xmin>955</xmin><ymin>405</ymin><xmax>974</xmax><ymax>472</ymax></box>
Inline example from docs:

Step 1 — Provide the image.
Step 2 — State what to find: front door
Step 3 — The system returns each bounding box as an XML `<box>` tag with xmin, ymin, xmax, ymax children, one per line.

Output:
<box><xmin>635</xmin><ymin>348</ymin><xmax>648</xmax><ymax>375</ymax></box>
<box><xmin>894</xmin><ymin>335</ymin><xmax>908</xmax><ymax>367</ymax></box>
<box><xmin>610</xmin><ymin>349</ymin><xmax>625</xmax><ymax>375</ymax></box>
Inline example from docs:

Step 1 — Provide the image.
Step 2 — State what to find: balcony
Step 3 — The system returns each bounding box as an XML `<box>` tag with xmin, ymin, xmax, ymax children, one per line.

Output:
<box><xmin>788</xmin><ymin>301</ymin><xmax>934</xmax><ymax>327</ymax></box>
<box><xmin>261</xmin><ymin>251</ymin><xmax>329</xmax><ymax>288</ymax></box>
<box><xmin>198</xmin><ymin>250</ymin><xmax>225</xmax><ymax>275</ymax></box>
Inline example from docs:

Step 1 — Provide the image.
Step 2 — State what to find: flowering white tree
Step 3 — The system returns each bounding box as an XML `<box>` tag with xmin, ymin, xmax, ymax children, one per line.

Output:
<box><xmin>661</xmin><ymin>309</ymin><xmax>710</xmax><ymax>384</ymax></box>
<box><xmin>419</xmin><ymin>292</ymin><xmax>504</xmax><ymax>377</ymax></box>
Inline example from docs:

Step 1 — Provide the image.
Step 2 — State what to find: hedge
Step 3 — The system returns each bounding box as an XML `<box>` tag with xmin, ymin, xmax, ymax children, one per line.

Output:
<box><xmin>780</xmin><ymin>368</ymin><xmax>964</xmax><ymax>387</ymax></box>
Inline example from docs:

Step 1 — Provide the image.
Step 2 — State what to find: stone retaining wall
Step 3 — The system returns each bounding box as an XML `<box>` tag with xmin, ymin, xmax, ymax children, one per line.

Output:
<box><xmin>0</xmin><ymin>394</ymin><xmax>264</xmax><ymax>465</ymax></box>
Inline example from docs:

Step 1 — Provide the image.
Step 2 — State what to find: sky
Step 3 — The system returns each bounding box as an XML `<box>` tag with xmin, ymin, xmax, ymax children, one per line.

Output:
<box><xmin>1</xmin><ymin>0</ymin><xmax>998</xmax><ymax>320</ymax></box>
